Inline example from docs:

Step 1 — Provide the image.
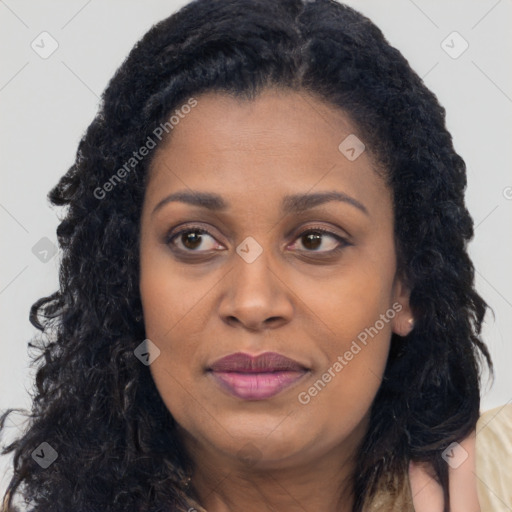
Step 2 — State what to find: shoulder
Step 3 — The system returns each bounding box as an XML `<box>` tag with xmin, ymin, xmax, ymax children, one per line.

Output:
<box><xmin>475</xmin><ymin>403</ymin><xmax>512</xmax><ymax>511</ymax></box>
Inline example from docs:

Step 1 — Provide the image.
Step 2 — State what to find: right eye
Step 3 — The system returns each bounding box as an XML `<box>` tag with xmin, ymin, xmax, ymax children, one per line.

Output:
<box><xmin>166</xmin><ymin>226</ymin><xmax>224</xmax><ymax>253</ymax></box>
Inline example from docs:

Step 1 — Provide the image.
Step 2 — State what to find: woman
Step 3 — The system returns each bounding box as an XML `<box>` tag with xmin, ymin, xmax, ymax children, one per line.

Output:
<box><xmin>1</xmin><ymin>0</ymin><xmax>507</xmax><ymax>510</ymax></box>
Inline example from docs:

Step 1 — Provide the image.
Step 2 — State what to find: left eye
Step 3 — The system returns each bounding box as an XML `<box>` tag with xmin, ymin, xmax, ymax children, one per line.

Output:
<box><xmin>290</xmin><ymin>228</ymin><xmax>347</xmax><ymax>253</ymax></box>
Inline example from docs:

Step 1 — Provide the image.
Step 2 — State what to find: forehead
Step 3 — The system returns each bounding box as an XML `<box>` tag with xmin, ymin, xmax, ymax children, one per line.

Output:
<box><xmin>151</xmin><ymin>88</ymin><xmax>357</xmax><ymax>161</ymax></box>
<box><xmin>145</xmin><ymin>88</ymin><xmax>391</xmax><ymax>219</ymax></box>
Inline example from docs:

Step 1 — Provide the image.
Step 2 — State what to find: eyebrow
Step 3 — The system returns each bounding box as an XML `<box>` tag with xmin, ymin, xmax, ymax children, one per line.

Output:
<box><xmin>151</xmin><ymin>190</ymin><xmax>368</xmax><ymax>216</ymax></box>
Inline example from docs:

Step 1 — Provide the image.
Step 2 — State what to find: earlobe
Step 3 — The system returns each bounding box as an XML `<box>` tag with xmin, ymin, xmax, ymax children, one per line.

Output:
<box><xmin>391</xmin><ymin>279</ymin><xmax>414</xmax><ymax>337</ymax></box>
<box><xmin>392</xmin><ymin>312</ymin><xmax>415</xmax><ymax>337</ymax></box>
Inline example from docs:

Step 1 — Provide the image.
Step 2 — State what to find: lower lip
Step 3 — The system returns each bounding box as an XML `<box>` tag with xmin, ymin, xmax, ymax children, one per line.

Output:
<box><xmin>209</xmin><ymin>370</ymin><xmax>308</xmax><ymax>400</ymax></box>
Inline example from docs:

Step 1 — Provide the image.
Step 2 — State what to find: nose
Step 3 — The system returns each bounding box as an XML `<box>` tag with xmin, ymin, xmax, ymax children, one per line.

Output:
<box><xmin>218</xmin><ymin>249</ymin><xmax>294</xmax><ymax>332</ymax></box>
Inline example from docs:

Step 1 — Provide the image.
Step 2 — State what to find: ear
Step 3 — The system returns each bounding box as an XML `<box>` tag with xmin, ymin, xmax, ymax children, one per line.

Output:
<box><xmin>391</xmin><ymin>278</ymin><xmax>414</xmax><ymax>337</ymax></box>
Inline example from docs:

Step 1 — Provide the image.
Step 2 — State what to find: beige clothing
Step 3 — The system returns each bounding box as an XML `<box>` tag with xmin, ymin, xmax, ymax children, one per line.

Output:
<box><xmin>183</xmin><ymin>405</ymin><xmax>512</xmax><ymax>511</ymax></box>
<box><xmin>475</xmin><ymin>404</ymin><xmax>512</xmax><ymax>512</ymax></box>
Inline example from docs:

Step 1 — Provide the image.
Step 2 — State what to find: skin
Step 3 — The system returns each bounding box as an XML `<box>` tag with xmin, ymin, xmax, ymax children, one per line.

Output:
<box><xmin>138</xmin><ymin>88</ymin><xmax>477</xmax><ymax>511</ymax></box>
<box><xmin>410</xmin><ymin>432</ymin><xmax>480</xmax><ymax>512</ymax></box>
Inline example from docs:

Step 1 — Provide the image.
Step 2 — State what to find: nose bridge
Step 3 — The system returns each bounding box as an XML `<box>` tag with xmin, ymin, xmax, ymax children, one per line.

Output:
<box><xmin>219</xmin><ymin>235</ymin><xmax>293</xmax><ymax>329</ymax></box>
<box><xmin>235</xmin><ymin>237</ymin><xmax>274</xmax><ymax>292</ymax></box>
<box><xmin>232</xmin><ymin>235</ymin><xmax>278</xmax><ymax>304</ymax></box>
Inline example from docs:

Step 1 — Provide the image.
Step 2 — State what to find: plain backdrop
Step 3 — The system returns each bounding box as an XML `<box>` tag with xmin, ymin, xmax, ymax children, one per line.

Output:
<box><xmin>1</xmin><ymin>0</ymin><xmax>511</xmax><ymax>499</ymax></box>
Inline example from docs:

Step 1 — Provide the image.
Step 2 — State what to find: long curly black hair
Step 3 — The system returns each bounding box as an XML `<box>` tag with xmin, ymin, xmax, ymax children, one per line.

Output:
<box><xmin>1</xmin><ymin>0</ymin><xmax>492</xmax><ymax>510</ymax></box>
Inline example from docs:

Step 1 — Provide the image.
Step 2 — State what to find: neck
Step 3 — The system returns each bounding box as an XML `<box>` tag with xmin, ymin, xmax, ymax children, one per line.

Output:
<box><xmin>192</xmin><ymin>459</ymin><xmax>355</xmax><ymax>512</ymax></box>
<box><xmin>180</xmin><ymin>421</ymin><xmax>368</xmax><ymax>512</ymax></box>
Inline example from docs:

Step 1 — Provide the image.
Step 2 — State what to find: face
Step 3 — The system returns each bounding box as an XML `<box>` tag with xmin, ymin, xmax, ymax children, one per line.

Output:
<box><xmin>139</xmin><ymin>88</ymin><xmax>413</xmax><ymax>472</ymax></box>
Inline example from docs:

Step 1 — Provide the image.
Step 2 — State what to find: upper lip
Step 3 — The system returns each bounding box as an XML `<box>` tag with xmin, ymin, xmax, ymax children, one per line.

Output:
<box><xmin>208</xmin><ymin>352</ymin><xmax>308</xmax><ymax>373</ymax></box>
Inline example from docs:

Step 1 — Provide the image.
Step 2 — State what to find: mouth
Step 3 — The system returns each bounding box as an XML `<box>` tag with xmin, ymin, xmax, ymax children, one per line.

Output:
<box><xmin>207</xmin><ymin>351</ymin><xmax>310</xmax><ymax>400</ymax></box>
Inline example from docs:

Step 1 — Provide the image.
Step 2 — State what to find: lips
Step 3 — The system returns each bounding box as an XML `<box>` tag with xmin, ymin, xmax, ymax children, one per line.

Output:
<box><xmin>207</xmin><ymin>352</ymin><xmax>309</xmax><ymax>400</ymax></box>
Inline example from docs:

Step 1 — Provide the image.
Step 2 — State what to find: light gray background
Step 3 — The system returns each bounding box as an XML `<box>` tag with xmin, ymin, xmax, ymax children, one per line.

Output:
<box><xmin>1</xmin><ymin>0</ymin><xmax>511</xmax><ymax>498</ymax></box>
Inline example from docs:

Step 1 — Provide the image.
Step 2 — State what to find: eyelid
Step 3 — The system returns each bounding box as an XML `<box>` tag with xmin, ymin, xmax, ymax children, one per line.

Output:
<box><xmin>288</xmin><ymin>225</ymin><xmax>351</xmax><ymax>252</ymax></box>
<box><xmin>165</xmin><ymin>224</ymin><xmax>222</xmax><ymax>249</ymax></box>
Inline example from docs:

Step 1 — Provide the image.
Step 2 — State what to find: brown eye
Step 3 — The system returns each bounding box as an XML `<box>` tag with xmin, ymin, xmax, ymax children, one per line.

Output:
<box><xmin>167</xmin><ymin>227</ymin><xmax>221</xmax><ymax>252</ymax></box>
<box><xmin>181</xmin><ymin>231</ymin><xmax>203</xmax><ymax>250</ymax></box>
<box><xmin>301</xmin><ymin>232</ymin><xmax>323</xmax><ymax>251</ymax></box>
<box><xmin>291</xmin><ymin>228</ymin><xmax>348</xmax><ymax>253</ymax></box>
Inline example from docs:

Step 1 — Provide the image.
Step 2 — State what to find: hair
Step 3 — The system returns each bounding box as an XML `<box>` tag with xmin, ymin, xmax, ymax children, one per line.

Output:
<box><xmin>1</xmin><ymin>0</ymin><xmax>492</xmax><ymax>510</ymax></box>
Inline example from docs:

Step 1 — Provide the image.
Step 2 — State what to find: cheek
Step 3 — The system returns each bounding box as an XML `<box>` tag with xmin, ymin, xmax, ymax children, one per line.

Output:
<box><xmin>140</xmin><ymin>270</ymin><xmax>208</xmax><ymax>368</ymax></box>
<box><xmin>139</xmin><ymin>241</ymin><xmax>215</xmax><ymax>343</ymax></box>
<box><xmin>304</xmin><ymin>250</ymin><xmax>396</xmax><ymax>352</ymax></box>
<box><xmin>141</xmin><ymin>290</ymin><xmax>204</xmax><ymax>425</ymax></box>
<box><xmin>296</xmin><ymin>310</ymin><xmax>392</xmax><ymax>445</ymax></box>
<box><xmin>295</xmin><ymin>252</ymin><xmax>395</xmax><ymax>420</ymax></box>
<box><xmin>139</xmin><ymin>254</ymin><xmax>201</xmax><ymax>408</ymax></box>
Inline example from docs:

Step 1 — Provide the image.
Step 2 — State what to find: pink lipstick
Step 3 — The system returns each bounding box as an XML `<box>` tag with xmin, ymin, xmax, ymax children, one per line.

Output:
<box><xmin>208</xmin><ymin>352</ymin><xmax>309</xmax><ymax>400</ymax></box>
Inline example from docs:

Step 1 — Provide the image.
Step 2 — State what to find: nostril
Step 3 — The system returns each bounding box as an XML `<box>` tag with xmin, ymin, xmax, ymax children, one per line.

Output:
<box><xmin>226</xmin><ymin>316</ymin><xmax>240</xmax><ymax>326</ymax></box>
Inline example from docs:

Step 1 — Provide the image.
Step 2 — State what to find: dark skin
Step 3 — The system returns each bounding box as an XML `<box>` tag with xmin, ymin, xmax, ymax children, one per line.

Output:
<box><xmin>139</xmin><ymin>88</ymin><xmax>477</xmax><ymax>511</ymax></box>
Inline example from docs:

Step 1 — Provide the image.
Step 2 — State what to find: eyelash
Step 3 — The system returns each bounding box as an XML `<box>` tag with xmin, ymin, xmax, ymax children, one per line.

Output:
<box><xmin>165</xmin><ymin>224</ymin><xmax>350</xmax><ymax>256</ymax></box>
